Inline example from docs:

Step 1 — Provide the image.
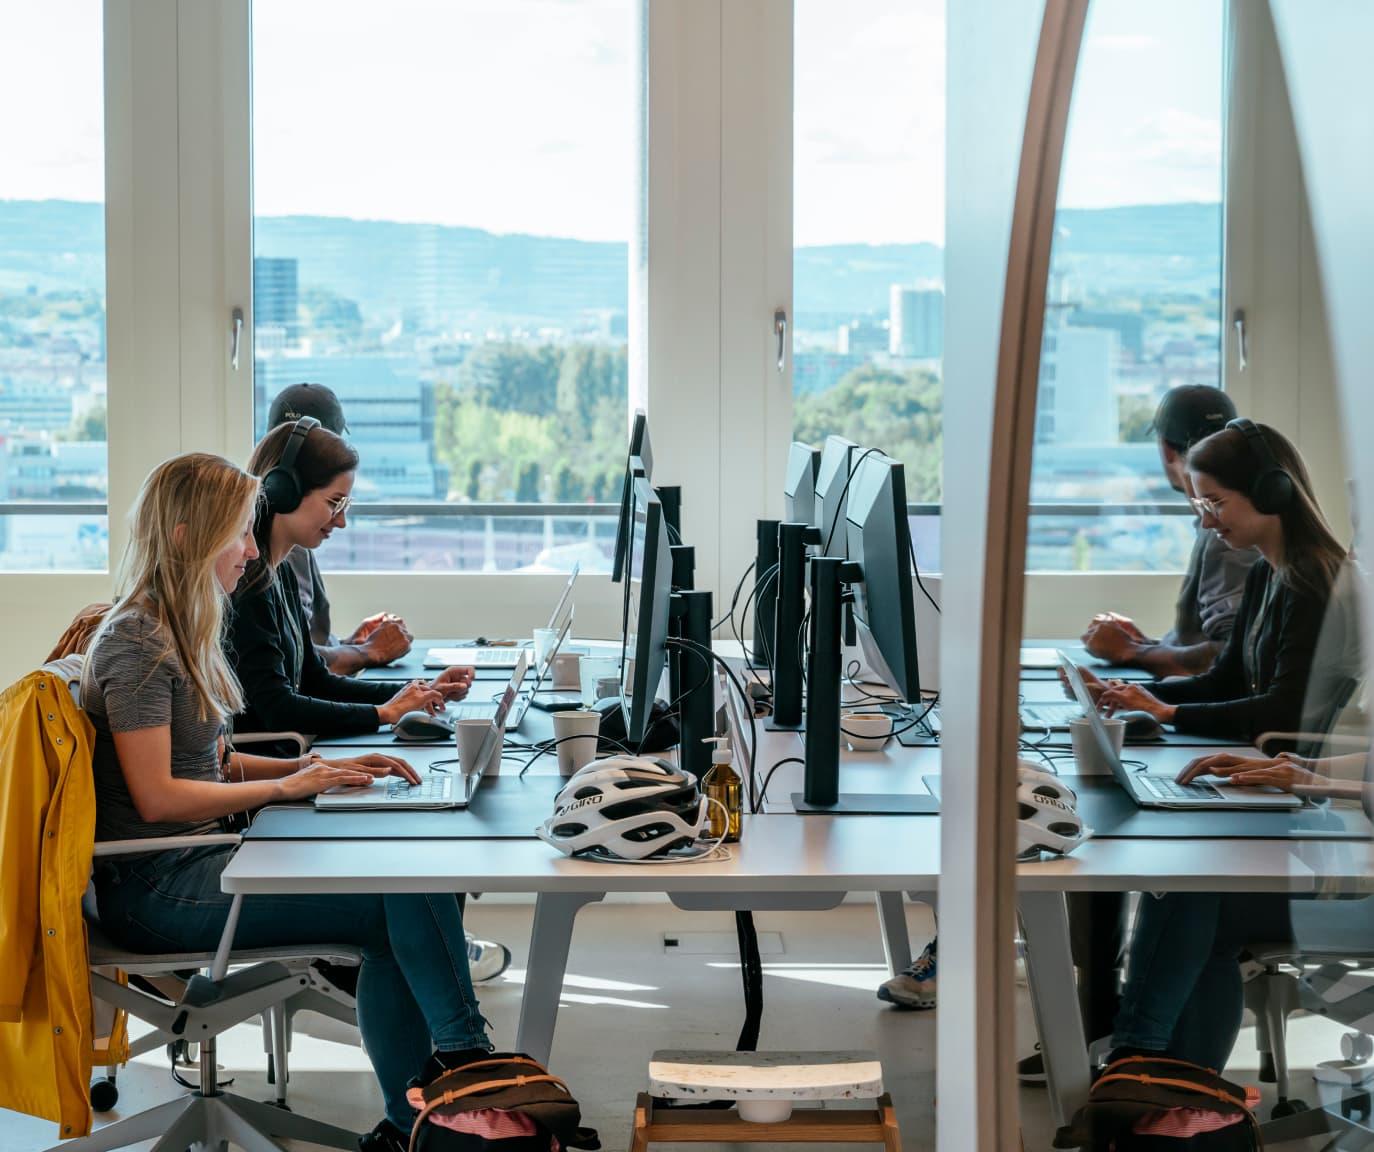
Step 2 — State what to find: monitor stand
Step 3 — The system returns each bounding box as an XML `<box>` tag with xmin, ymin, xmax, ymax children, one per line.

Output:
<box><xmin>791</xmin><ymin>792</ymin><xmax>940</xmax><ymax>816</ymax></box>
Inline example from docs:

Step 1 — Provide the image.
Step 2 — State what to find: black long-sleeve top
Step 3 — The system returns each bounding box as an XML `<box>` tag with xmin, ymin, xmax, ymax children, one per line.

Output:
<box><xmin>1149</xmin><ymin>558</ymin><xmax>1356</xmax><ymax>742</ymax></box>
<box><xmin>229</xmin><ymin>561</ymin><xmax>394</xmax><ymax>740</ymax></box>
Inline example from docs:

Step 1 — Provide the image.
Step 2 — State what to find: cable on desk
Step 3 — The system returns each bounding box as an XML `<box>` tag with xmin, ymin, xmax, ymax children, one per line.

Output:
<box><xmin>515</xmin><ymin>733</ymin><xmax>637</xmax><ymax>777</ymax></box>
<box><xmin>757</xmin><ymin>757</ymin><xmax>805</xmax><ymax>810</ymax></box>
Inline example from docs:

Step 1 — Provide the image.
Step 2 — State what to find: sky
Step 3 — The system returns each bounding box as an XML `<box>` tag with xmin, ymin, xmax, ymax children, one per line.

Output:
<box><xmin>1</xmin><ymin>0</ymin><xmax>1222</xmax><ymax>248</ymax></box>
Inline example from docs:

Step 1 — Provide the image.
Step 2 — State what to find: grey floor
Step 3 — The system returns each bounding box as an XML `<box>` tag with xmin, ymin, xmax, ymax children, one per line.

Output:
<box><xmin>1</xmin><ymin>899</ymin><xmax>1365</xmax><ymax>1152</ymax></box>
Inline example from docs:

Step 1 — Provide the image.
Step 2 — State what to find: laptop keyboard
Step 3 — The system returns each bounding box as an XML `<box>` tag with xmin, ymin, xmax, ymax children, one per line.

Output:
<box><xmin>449</xmin><ymin>696</ymin><xmax>528</xmax><ymax>727</ymax></box>
<box><xmin>385</xmin><ymin>776</ymin><xmax>455</xmax><ymax>802</ymax></box>
<box><xmin>1139</xmin><ymin>775</ymin><xmax>1219</xmax><ymax>802</ymax></box>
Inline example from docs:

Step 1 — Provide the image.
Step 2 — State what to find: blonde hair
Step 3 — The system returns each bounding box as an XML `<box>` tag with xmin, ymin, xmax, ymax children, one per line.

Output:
<box><xmin>92</xmin><ymin>453</ymin><xmax>261</xmax><ymax>721</ymax></box>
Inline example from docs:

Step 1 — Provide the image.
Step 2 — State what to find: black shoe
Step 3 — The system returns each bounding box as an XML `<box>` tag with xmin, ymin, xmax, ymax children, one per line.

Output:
<box><xmin>1017</xmin><ymin>1046</ymin><xmax>1046</xmax><ymax>1086</ymax></box>
<box><xmin>358</xmin><ymin>1119</ymin><xmax>407</xmax><ymax>1152</ymax></box>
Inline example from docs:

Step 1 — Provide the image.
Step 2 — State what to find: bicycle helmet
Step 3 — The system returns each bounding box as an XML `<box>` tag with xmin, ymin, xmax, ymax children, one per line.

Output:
<box><xmin>537</xmin><ymin>756</ymin><xmax>708</xmax><ymax>860</ymax></box>
<box><xmin>1016</xmin><ymin>759</ymin><xmax>1089</xmax><ymax>860</ymax></box>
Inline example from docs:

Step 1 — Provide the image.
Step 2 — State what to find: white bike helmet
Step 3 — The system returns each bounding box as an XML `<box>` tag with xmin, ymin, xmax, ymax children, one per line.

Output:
<box><xmin>537</xmin><ymin>756</ymin><xmax>708</xmax><ymax>860</ymax></box>
<box><xmin>1016</xmin><ymin>759</ymin><xmax>1089</xmax><ymax>860</ymax></box>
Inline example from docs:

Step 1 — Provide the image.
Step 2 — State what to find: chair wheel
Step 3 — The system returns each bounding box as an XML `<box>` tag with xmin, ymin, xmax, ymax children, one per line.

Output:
<box><xmin>1258</xmin><ymin>1052</ymin><xmax>1276</xmax><ymax>1083</ymax></box>
<box><xmin>1271</xmin><ymin>1098</ymin><xmax>1308</xmax><ymax>1119</ymax></box>
<box><xmin>90</xmin><ymin>1078</ymin><xmax>119</xmax><ymax>1112</ymax></box>
<box><xmin>1341</xmin><ymin>1090</ymin><xmax>1371</xmax><ymax>1120</ymax></box>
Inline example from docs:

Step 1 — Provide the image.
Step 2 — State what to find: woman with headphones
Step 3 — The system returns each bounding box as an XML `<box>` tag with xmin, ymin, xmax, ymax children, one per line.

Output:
<box><xmin>230</xmin><ymin>417</ymin><xmax>474</xmax><ymax>745</ymax></box>
<box><xmin>1074</xmin><ymin>419</ymin><xmax>1355</xmax><ymax>743</ymax></box>
<box><xmin>1075</xmin><ymin>422</ymin><xmax>1361</xmax><ymax>1076</ymax></box>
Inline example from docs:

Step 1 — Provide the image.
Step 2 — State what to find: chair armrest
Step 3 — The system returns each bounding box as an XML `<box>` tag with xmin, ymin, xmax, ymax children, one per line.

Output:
<box><xmin>232</xmin><ymin>731</ymin><xmax>311</xmax><ymax>756</ymax></box>
<box><xmin>1256</xmin><ymin>731</ymin><xmax>1371</xmax><ymax>756</ymax></box>
<box><xmin>93</xmin><ymin>833</ymin><xmax>242</xmax><ymax>858</ymax></box>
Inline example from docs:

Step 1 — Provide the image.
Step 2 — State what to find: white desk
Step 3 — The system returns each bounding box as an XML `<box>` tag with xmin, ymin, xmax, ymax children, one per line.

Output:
<box><xmin>221</xmin><ymin>678</ymin><xmax>1372</xmax><ymax>1134</ymax></box>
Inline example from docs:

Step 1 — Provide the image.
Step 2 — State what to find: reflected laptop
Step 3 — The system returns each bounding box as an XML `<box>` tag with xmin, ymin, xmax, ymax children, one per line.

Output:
<box><xmin>316</xmin><ymin>668</ymin><xmax>519</xmax><ymax>811</ymax></box>
<box><xmin>424</xmin><ymin>564</ymin><xmax>579</xmax><ymax>669</ymax></box>
<box><xmin>1060</xmin><ymin>653</ymin><xmax>1301</xmax><ymax>810</ymax></box>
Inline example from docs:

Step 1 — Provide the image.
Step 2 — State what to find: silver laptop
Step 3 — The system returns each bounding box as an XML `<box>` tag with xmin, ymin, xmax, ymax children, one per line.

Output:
<box><xmin>315</xmin><ymin>667</ymin><xmax>520</xmax><ymax>811</ymax></box>
<box><xmin>424</xmin><ymin>564</ymin><xmax>579</xmax><ymax>669</ymax></box>
<box><xmin>449</xmin><ymin>626</ymin><xmax>564</xmax><ymax>731</ymax></box>
<box><xmin>1060</xmin><ymin>653</ymin><xmax>1301</xmax><ymax>810</ymax></box>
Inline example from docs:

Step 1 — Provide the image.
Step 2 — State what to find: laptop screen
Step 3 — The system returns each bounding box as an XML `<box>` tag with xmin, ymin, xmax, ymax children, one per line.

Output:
<box><xmin>468</xmin><ymin>652</ymin><xmax>529</xmax><ymax>777</ymax></box>
<box><xmin>1058</xmin><ymin>652</ymin><xmax>1130</xmax><ymax>784</ymax></box>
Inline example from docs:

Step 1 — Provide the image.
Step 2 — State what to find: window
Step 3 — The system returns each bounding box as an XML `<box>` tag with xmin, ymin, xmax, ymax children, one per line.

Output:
<box><xmin>792</xmin><ymin>0</ymin><xmax>945</xmax><ymax>569</ymax></box>
<box><xmin>1028</xmin><ymin>0</ymin><xmax>1225</xmax><ymax>572</ymax></box>
<box><xmin>0</xmin><ymin>1</ymin><xmax>107</xmax><ymax>571</ymax></box>
<box><xmin>251</xmin><ymin>0</ymin><xmax>633</xmax><ymax>574</ymax></box>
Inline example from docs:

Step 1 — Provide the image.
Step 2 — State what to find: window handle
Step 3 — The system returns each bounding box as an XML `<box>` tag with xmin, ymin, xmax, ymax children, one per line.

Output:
<box><xmin>774</xmin><ymin>308</ymin><xmax>788</xmax><ymax>372</ymax></box>
<box><xmin>231</xmin><ymin>307</ymin><xmax>244</xmax><ymax>372</ymax></box>
<box><xmin>1233</xmin><ymin>308</ymin><xmax>1247</xmax><ymax>373</ymax></box>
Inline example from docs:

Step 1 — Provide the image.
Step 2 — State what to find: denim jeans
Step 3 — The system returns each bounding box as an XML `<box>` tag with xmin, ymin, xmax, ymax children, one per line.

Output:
<box><xmin>1112</xmin><ymin>891</ymin><xmax>1291</xmax><ymax>1072</ymax></box>
<box><xmin>95</xmin><ymin>844</ymin><xmax>491</xmax><ymax>1128</ymax></box>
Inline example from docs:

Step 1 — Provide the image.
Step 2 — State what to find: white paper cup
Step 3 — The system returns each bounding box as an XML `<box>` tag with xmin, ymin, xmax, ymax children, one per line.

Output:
<box><xmin>532</xmin><ymin>627</ymin><xmax>558</xmax><ymax>668</ymax></box>
<box><xmin>456</xmin><ymin>718</ymin><xmax>495</xmax><ymax>775</ymax></box>
<box><xmin>552</xmin><ymin>709</ymin><xmax>601</xmax><ymax>776</ymax></box>
<box><xmin>578</xmin><ymin>656</ymin><xmax>620</xmax><ymax>706</ymax></box>
<box><xmin>843</xmin><ymin>712</ymin><xmax>894</xmax><ymax>752</ymax></box>
<box><xmin>552</xmin><ymin>652</ymin><xmax>581</xmax><ymax>691</ymax></box>
<box><xmin>1070</xmin><ymin>716</ymin><xmax>1126</xmax><ymax>775</ymax></box>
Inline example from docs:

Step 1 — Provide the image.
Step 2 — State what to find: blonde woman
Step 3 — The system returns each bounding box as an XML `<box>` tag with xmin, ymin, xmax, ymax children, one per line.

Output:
<box><xmin>86</xmin><ymin>454</ymin><xmax>492</xmax><ymax>1152</ymax></box>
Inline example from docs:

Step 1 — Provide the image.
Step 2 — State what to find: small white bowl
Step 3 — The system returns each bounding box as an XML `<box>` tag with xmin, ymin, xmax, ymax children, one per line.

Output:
<box><xmin>843</xmin><ymin>712</ymin><xmax>893</xmax><ymax>752</ymax></box>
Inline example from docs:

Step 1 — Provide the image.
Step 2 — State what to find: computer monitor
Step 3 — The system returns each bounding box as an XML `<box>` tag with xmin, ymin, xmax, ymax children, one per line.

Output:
<box><xmin>611</xmin><ymin>410</ymin><xmax>652</xmax><ymax>583</ymax></box>
<box><xmin>621</xmin><ymin>476</ymin><xmax>672</xmax><ymax>744</ymax></box>
<box><xmin>814</xmin><ymin>435</ymin><xmax>859</xmax><ymax>558</ymax></box>
<box><xmin>783</xmin><ymin>442</ymin><xmax>821</xmax><ymax>526</ymax></box>
<box><xmin>846</xmin><ymin>451</ymin><xmax>921</xmax><ymax>703</ymax></box>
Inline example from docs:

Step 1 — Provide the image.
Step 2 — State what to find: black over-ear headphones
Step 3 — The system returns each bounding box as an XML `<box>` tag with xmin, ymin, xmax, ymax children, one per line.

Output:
<box><xmin>261</xmin><ymin>416</ymin><xmax>320</xmax><ymax>514</ymax></box>
<box><xmin>1226</xmin><ymin>418</ymin><xmax>1295</xmax><ymax>515</ymax></box>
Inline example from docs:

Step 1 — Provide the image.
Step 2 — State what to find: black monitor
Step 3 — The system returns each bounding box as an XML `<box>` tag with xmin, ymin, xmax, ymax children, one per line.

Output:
<box><xmin>621</xmin><ymin>476</ymin><xmax>672</xmax><ymax>744</ymax></box>
<box><xmin>846</xmin><ymin>452</ymin><xmax>921</xmax><ymax>702</ymax></box>
<box><xmin>611</xmin><ymin>410</ymin><xmax>652</xmax><ymax>582</ymax></box>
<box><xmin>814</xmin><ymin>435</ymin><xmax>859</xmax><ymax>558</ymax></box>
<box><xmin>783</xmin><ymin>441</ymin><xmax>821</xmax><ymax>526</ymax></box>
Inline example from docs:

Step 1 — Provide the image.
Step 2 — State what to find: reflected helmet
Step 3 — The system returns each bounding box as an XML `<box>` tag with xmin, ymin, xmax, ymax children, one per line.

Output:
<box><xmin>1016</xmin><ymin>760</ymin><xmax>1089</xmax><ymax>860</ymax></box>
<box><xmin>537</xmin><ymin>756</ymin><xmax>707</xmax><ymax>860</ymax></box>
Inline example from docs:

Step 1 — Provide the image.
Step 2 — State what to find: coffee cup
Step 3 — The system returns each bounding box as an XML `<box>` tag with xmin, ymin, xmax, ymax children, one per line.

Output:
<box><xmin>456</xmin><ymin>718</ymin><xmax>498</xmax><ymax>775</ymax></box>
<box><xmin>552</xmin><ymin>652</ymin><xmax>581</xmax><ymax>691</ymax></box>
<box><xmin>1070</xmin><ymin>716</ymin><xmax>1125</xmax><ymax>775</ymax></box>
<box><xmin>552</xmin><ymin>709</ymin><xmax>601</xmax><ymax>776</ymax></box>
<box><xmin>843</xmin><ymin>712</ymin><xmax>894</xmax><ymax>752</ymax></box>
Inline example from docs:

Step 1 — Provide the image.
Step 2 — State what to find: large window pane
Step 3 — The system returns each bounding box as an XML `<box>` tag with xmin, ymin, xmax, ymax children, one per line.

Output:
<box><xmin>0</xmin><ymin>2</ymin><xmax>108</xmax><ymax>571</ymax></box>
<box><xmin>1029</xmin><ymin>0</ymin><xmax>1224</xmax><ymax>572</ymax></box>
<box><xmin>792</xmin><ymin>0</ymin><xmax>945</xmax><ymax>536</ymax></box>
<box><xmin>251</xmin><ymin>0</ymin><xmax>632</xmax><ymax>573</ymax></box>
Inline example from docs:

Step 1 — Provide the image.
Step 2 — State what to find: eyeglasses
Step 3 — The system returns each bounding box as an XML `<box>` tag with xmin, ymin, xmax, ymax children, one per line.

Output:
<box><xmin>1189</xmin><ymin>495</ymin><xmax>1221</xmax><ymax>519</ymax></box>
<box><xmin>326</xmin><ymin>493</ymin><xmax>353</xmax><ymax>518</ymax></box>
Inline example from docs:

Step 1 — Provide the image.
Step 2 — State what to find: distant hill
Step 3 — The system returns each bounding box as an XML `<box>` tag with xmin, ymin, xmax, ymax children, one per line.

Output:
<box><xmin>0</xmin><ymin>199</ymin><xmax>1221</xmax><ymax>327</ymax></box>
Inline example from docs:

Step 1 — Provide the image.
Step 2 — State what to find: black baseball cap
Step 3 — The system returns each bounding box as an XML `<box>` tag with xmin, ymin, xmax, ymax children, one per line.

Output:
<box><xmin>1149</xmin><ymin>385</ymin><xmax>1236</xmax><ymax>449</ymax></box>
<box><xmin>267</xmin><ymin>383</ymin><xmax>347</xmax><ymax>436</ymax></box>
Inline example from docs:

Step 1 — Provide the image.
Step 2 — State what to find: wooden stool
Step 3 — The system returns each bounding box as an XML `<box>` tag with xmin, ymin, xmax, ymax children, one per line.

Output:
<box><xmin>632</xmin><ymin>1050</ymin><xmax>900</xmax><ymax>1152</ymax></box>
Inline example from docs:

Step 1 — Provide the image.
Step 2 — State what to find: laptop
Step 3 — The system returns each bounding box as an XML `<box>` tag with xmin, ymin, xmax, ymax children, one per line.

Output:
<box><xmin>1060</xmin><ymin>653</ymin><xmax>1301</xmax><ymax>810</ymax></box>
<box><xmin>449</xmin><ymin>624</ymin><xmax>566</xmax><ymax>731</ymax></box>
<box><xmin>424</xmin><ymin>563</ymin><xmax>579</xmax><ymax>669</ymax></box>
<box><xmin>315</xmin><ymin>665</ymin><xmax>520</xmax><ymax>811</ymax></box>
<box><xmin>927</xmin><ymin>698</ymin><xmax>1083</xmax><ymax>733</ymax></box>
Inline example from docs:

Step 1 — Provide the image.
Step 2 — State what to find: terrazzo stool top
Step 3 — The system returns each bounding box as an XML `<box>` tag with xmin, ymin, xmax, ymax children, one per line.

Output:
<box><xmin>649</xmin><ymin>1050</ymin><xmax>884</xmax><ymax>1101</ymax></box>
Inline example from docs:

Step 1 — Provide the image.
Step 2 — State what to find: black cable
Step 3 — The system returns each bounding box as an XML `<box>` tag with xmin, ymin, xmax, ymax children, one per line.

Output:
<box><xmin>758</xmin><ymin>757</ymin><xmax>804</xmax><ymax>809</ymax></box>
<box><xmin>910</xmin><ymin>538</ymin><xmax>941</xmax><ymax>616</ymax></box>
<box><xmin>713</xmin><ymin>560</ymin><xmax>755</xmax><ymax>630</ymax></box>
<box><xmin>515</xmin><ymin>733</ymin><xmax>637</xmax><ymax>777</ymax></box>
<box><xmin>667</xmin><ymin>637</ymin><xmax>761</xmax><ymax>813</ymax></box>
<box><xmin>734</xmin><ymin>910</ymin><xmax>763</xmax><ymax>1052</ymax></box>
<box><xmin>820</xmin><ymin>447</ymin><xmax>883</xmax><ymax>558</ymax></box>
<box><xmin>735</xmin><ymin>562</ymin><xmax>779</xmax><ymax>694</ymax></box>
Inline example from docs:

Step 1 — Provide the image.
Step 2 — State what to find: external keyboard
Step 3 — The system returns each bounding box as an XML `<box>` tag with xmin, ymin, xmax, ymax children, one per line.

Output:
<box><xmin>385</xmin><ymin>776</ymin><xmax>454</xmax><ymax>802</ymax></box>
<box><xmin>1139</xmin><ymin>775</ymin><xmax>1218</xmax><ymax>802</ymax></box>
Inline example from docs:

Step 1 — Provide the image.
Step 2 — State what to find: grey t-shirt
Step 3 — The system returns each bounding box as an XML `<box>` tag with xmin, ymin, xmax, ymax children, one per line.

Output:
<box><xmin>1168</xmin><ymin>524</ymin><xmax>1260</xmax><ymax>646</ymax></box>
<box><xmin>83</xmin><ymin>609</ymin><xmax>224</xmax><ymax>843</ymax></box>
<box><xmin>285</xmin><ymin>546</ymin><xmax>336</xmax><ymax>647</ymax></box>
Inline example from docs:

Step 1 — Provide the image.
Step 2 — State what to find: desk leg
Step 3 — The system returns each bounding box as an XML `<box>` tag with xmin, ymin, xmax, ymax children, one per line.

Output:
<box><xmin>1019</xmin><ymin>892</ymin><xmax>1091</xmax><ymax>1132</ymax></box>
<box><xmin>516</xmin><ymin>891</ymin><xmax>605</xmax><ymax>1066</ymax></box>
<box><xmin>875</xmin><ymin>892</ymin><xmax>913</xmax><ymax>977</ymax></box>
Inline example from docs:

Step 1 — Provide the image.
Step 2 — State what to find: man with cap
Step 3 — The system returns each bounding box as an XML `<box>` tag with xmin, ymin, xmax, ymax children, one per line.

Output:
<box><xmin>263</xmin><ymin>383</ymin><xmax>513</xmax><ymax>986</ymax></box>
<box><xmin>267</xmin><ymin>383</ymin><xmax>414</xmax><ymax>675</ymax></box>
<box><xmin>1080</xmin><ymin>384</ymin><xmax>1259</xmax><ymax>677</ymax></box>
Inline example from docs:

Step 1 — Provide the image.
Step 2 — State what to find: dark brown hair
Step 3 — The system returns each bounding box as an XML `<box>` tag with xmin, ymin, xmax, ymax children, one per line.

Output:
<box><xmin>1188</xmin><ymin>423</ymin><xmax>1346</xmax><ymax>599</ymax></box>
<box><xmin>240</xmin><ymin>423</ymin><xmax>359</xmax><ymax>592</ymax></box>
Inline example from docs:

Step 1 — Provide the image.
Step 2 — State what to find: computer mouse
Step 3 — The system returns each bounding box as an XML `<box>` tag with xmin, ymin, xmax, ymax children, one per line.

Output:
<box><xmin>393</xmin><ymin>710</ymin><xmax>456</xmax><ymax>742</ymax></box>
<box><xmin>1116</xmin><ymin>709</ymin><xmax>1164</xmax><ymax>742</ymax></box>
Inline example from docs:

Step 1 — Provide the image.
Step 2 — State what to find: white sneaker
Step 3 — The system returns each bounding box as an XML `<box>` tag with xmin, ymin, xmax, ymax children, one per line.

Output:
<box><xmin>466</xmin><ymin>934</ymin><xmax>512</xmax><ymax>983</ymax></box>
<box><xmin>876</xmin><ymin>939</ymin><xmax>937</xmax><ymax>1009</ymax></box>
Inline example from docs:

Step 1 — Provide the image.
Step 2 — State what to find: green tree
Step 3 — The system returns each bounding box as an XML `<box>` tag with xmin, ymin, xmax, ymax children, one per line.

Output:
<box><xmin>60</xmin><ymin>402</ymin><xmax>106</xmax><ymax>443</ymax></box>
<box><xmin>1119</xmin><ymin>394</ymin><xmax>1155</xmax><ymax>443</ymax></box>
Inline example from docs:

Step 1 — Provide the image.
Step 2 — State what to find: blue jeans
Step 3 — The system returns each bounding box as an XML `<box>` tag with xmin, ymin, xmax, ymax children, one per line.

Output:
<box><xmin>1112</xmin><ymin>891</ymin><xmax>1291</xmax><ymax>1072</ymax></box>
<box><xmin>95</xmin><ymin>844</ymin><xmax>492</xmax><ymax>1128</ymax></box>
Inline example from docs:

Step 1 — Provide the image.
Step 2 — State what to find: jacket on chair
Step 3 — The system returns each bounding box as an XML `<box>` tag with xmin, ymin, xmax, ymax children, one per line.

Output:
<box><xmin>0</xmin><ymin>659</ymin><xmax>103</xmax><ymax>1137</ymax></box>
